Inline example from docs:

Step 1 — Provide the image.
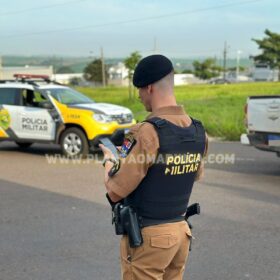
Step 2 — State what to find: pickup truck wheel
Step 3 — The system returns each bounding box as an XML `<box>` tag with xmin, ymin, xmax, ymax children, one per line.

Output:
<box><xmin>60</xmin><ymin>127</ymin><xmax>89</xmax><ymax>158</ymax></box>
<box><xmin>15</xmin><ymin>142</ymin><xmax>33</xmax><ymax>149</ymax></box>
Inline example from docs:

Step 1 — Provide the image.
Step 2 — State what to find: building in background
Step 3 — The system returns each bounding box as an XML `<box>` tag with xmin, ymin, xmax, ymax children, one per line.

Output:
<box><xmin>252</xmin><ymin>63</ymin><xmax>279</xmax><ymax>81</ymax></box>
<box><xmin>0</xmin><ymin>61</ymin><xmax>84</xmax><ymax>85</ymax></box>
<box><xmin>108</xmin><ymin>62</ymin><xmax>129</xmax><ymax>86</ymax></box>
<box><xmin>52</xmin><ymin>73</ymin><xmax>84</xmax><ymax>85</ymax></box>
<box><xmin>174</xmin><ymin>74</ymin><xmax>203</xmax><ymax>85</ymax></box>
<box><xmin>0</xmin><ymin>65</ymin><xmax>53</xmax><ymax>80</ymax></box>
<box><xmin>108</xmin><ymin>62</ymin><xmax>202</xmax><ymax>86</ymax></box>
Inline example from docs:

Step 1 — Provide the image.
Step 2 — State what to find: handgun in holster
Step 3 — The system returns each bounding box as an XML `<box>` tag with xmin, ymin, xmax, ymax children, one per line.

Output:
<box><xmin>110</xmin><ymin>200</ymin><xmax>143</xmax><ymax>248</ymax></box>
<box><xmin>185</xmin><ymin>202</ymin><xmax>200</xmax><ymax>228</ymax></box>
<box><xmin>185</xmin><ymin>203</ymin><xmax>200</xmax><ymax>251</ymax></box>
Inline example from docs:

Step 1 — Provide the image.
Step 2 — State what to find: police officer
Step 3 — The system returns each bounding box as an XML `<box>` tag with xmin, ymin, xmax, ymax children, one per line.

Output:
<box><xmin>100</xmin><ymin>54</ymin><xmax>208</xmax><ymax>280</ymax></box>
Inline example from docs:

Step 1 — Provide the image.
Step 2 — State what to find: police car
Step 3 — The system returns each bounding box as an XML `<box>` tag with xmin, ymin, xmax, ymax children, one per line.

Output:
<box><xmin>0</xmin><ymin>74</ymin><xmax>135</xmax><ymax>157</ymax></box>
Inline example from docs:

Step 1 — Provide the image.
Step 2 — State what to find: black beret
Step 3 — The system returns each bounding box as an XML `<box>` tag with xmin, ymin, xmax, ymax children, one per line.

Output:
<box><xmin>133</xmin><ymin>54</ymin><xmax>174</xmax><ymax>88</ymax></box>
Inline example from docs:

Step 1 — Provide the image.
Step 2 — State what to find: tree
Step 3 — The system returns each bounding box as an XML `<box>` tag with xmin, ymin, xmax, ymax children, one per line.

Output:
<box><xmin>252</xmin><ymin>29</ymin><xmax>280</xmax><ymax>81</ymax></box>
<box><xmin>193</xmin><ymin>58</ymin><xmax>222</xmax><ymax>80</ymax></box>
<box><xmin>228</xmin><ymin>66</ymin><xmax>246</xmax><ymax>72</ymax></box>
<box><xmin>69</xmin><ymin>77</ymin><xmax>82</xmax><ymax>86</ymax></box>
<box><xmin>83</xmin><ymin>59</ymin><xmax>108</xmax><ymax>84</ymax></box>
<box><xmin>56</xmin><ymin>66</ymin><xmax>74</xmax><ymax>74</ymax></box>
<box><xmin>124</xmin><ymin>51</ymin><xmax>142</xmax><ymax>100</ymax></box>
<box><xmin>182</xmin><ymin>69</ymin><xmax>194</xmax><ymax>74</ymax></box>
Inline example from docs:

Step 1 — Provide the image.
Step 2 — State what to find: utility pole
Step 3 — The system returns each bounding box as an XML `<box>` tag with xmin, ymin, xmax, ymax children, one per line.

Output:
<box><xmin>100</xmin><ymin>47</ymin><xmax>106</xmax><ymax>87</ymax></box>
<box><xmin>223</xmin><ymin>41</ymin><xmax>228</xmax><ymax>80</ymax></box>
<box><xmin>236</xmin><ymin>50</ymin><xmax>242</xmax><ymax>81</ymax></box>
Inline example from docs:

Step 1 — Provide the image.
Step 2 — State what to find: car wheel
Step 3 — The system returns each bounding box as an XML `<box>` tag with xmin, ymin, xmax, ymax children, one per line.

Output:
<box><xmin>60</xmin><ymin>127</ymin><xmax>89</xmax><ymax>158</ymax></box>
<box><xmin>15</xmin><ymin>142</ymin><xmax>33</xmax><ymax>149</ymax></box>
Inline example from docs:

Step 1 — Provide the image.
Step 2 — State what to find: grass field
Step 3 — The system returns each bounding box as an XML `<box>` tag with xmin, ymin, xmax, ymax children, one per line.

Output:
<box><xmin>77</xmin><ymin>82</ymin><xmax>280</xmax><ymax>140</ymax></box>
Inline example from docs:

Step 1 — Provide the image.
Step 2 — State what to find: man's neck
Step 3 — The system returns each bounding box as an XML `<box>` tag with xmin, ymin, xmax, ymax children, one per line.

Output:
<box><xmin>151</xmin><ymin>97</ymin><xmax>177</xmax><ymax>112</ymax></box>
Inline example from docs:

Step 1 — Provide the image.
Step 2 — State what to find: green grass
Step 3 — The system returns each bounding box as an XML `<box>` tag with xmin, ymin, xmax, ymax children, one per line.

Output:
<box><xmin>76</xmin><ymin>82</ymin><xmax>280</xmax><ymax>141</ymax></box>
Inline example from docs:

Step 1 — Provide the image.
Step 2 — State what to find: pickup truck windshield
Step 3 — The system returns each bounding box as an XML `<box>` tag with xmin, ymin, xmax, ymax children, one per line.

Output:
<box><xmin>42</xmin><ymin>88</ymin><xmax>94</xmax><ymax>105</ymax></box>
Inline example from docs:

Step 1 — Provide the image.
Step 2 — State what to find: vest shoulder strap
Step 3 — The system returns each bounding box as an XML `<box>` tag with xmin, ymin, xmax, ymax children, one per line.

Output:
<box><xmin>143</xmin><ymin>117</ymin><xmax>167</xmax><ymax>128</ymax></box>
<box><xmin>191</xmin><ymin>118</ymin><xmax>205</xmax><ymax>142</ymax></box>
<box><xmin>144</xmin><ymin>116</ymin><xmax>205</xmax><ymax>143</ymax></box>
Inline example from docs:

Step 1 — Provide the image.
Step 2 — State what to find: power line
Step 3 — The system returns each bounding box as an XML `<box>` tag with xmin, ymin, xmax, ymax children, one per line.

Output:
<box><xmin>0</xmin><ymin>0</ymin><xmax>88</xmax><ymax>16</ymax></box>
<box><xmin>1</xmin><ymin>0</ymin><xmax>264</xmax><ymax>39</ymax></box>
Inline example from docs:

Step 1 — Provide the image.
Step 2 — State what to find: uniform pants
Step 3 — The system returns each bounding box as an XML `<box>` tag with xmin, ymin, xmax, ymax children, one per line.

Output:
<box><xmin>120</xmin><ymin>221</ymin><xmax>192</xmax><ymax>280</ymax></box>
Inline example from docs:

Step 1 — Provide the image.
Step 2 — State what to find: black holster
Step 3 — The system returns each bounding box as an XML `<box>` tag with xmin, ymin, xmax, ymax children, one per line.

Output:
<box><xmin>112</xmin><ymin>203</ymin><xmax>143</xmax><ymax>248</ymax></box>
<box><xmin>185</xmin><ymin>203</ymin><xmax>200</xmax><ymax>251</ymax></box>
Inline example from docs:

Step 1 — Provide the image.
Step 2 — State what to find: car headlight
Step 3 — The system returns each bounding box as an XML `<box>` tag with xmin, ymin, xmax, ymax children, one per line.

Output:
<box><xmin>124</xmin><ymin>113</ymin><xmax>133</xmax><ymax>122</ymax></box>
<box><xmin>93</xmin><ymin>113</ymin><xmax>113</xmax><ymax>123</ymax></box>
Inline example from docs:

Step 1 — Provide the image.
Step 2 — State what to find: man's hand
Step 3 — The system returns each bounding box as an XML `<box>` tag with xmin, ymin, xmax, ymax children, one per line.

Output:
<box><xmin>99</xmin><ymin>143</ymin><xmax>115</xmax><ymax>182</ymax></box>
<box><xmin>99</xmin><ymin>143</ymin><xmax>116</xmax><ymax>161</ymax></box>
<box><xmin>99</xmin><ymin>143</ymin><xmax>123</xmax><ymax>203</ymax></box>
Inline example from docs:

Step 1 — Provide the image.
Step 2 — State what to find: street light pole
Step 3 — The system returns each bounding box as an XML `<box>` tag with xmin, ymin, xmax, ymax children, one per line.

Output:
<box><xmin>100</xmin><ymin>47</ymin><xmax>106</xmax><ymax>87</ymax></box>
<box><xmin>223</xmin><ymin>41</ymin><xmax>228</xmax><ymax>80</ymax></box>
<box><xmin>236</xmin><ymin>50</ymin><xmax>242</xmax><ymax>81</ymax></box>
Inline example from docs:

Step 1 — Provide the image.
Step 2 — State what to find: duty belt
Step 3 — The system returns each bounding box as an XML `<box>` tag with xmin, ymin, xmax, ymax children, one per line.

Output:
<box><xmin>140</xmin><ymin>216</ymin><xmax>185</xmax><ymax>228</ymax></box>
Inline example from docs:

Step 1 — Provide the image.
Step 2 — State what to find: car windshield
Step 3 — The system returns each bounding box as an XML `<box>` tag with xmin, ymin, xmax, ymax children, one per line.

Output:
<box><xmin>42</xmin><ymin>88</ymin><xmax>94</xmax><ymax>105</ymax></box>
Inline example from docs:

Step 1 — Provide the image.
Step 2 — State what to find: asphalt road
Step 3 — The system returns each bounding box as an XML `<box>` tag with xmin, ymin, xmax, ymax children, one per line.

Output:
<box><xmin>0</xmin><ymin>141</ymin><xmax>279</xmax><ymax>280</ymax></box>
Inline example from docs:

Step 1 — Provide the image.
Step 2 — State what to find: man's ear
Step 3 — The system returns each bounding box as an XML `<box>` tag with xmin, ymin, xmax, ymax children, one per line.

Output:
<box><xmin>147</xmin><ymin>85</ymin><xmax>153</xmax><ymax>94</ymax></box>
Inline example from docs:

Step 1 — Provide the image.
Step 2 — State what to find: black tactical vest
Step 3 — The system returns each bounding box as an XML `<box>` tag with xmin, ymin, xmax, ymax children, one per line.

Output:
<box><xmin>124</xmin><ymin>117</ymin><xmax>206</xmax><ymax>220</ymax></box>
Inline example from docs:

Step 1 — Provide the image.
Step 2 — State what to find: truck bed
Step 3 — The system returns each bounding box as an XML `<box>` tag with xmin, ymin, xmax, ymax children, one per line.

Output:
<box><xmin>247</xmin><ymin>95</ymin><xmax>280</xmax><ymax>134</ymax></box>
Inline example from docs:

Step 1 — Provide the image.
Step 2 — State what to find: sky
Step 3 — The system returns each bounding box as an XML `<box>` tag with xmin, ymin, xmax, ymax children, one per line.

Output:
<box><xmin>0</xmin><ymin>0</ymin><xmax>279</xmax><ymax>59</ymax></box>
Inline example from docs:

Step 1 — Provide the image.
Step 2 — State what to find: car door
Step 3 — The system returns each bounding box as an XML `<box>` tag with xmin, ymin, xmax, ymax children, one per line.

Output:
<box><xmin>16</xmin><ymin>89</ymin><xmax>56</xmax><ymax>141</ymax></box>
<box><xmin>0</xmin><ymin>87</ymin><xmax>20</xmax><ymax>139</ymax></box>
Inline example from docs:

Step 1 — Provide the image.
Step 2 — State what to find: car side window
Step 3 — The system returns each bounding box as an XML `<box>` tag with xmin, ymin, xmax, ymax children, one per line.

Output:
<box><xmin>0</xmin><ymin>88</ymin><xmax>21</xmax><ymax>105</ymax></box>
<box><xmin>22</xmin><ymin>89</ymin><xmax>46</xmax><ymax>107</ymax></box>
<box><xmin>22</xmin><ymin>89</ymin><xmax>34</xmax><ymax>106</ymax></box>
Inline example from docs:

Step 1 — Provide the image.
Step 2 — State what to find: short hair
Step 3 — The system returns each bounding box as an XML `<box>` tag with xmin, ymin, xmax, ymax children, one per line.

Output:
<box><xmin>153</xmin><ymin>71</ymin><xmax>174</xmax><ymax>94</ymax></box>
